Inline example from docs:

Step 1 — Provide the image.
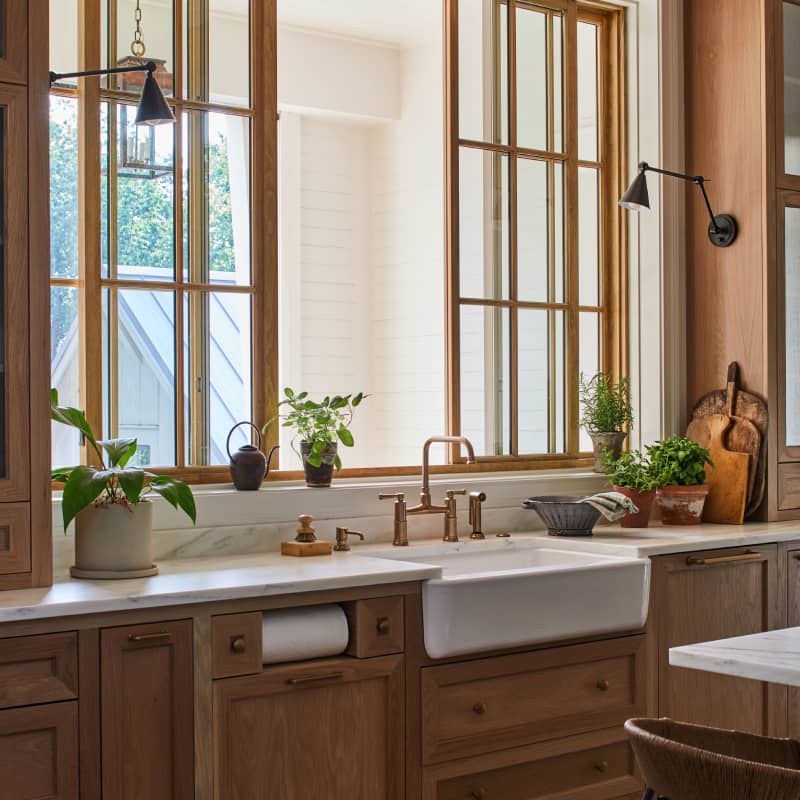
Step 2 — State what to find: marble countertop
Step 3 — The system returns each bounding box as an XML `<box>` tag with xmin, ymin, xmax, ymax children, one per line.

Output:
<box><xmin>0</xmin><ymin>551</ymin><xmax>441</xmax><ymax>623</ymax></box>
<box><xmin>669</xmin><ymin>627</ymin><xmax>800</xmax><ymax>687</ymax></box>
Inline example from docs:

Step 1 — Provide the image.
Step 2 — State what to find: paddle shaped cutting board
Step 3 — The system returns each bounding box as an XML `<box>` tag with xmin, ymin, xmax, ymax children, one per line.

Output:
<box><xmin>699</xmin><ymin>415</ymin><xmax>751</xmax><ymax>525</ymax></box>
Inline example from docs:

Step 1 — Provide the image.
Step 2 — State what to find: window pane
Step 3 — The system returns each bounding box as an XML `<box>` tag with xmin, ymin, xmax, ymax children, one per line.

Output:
<box><xmin>461</xmin><ymin>305</ymin><xmax>511</xmax><ymax>457</ymax></box>
<box><xmin>785</xmin><ymin>2</ymin><xmax>800</xmax><ymax>174</ymax></box>
<box><xmin>51</xmin><ymin>287</ymin><xmax>81</xmax><ymax>468</ymax></box>
<box><xmin>185</xmin><ymin>292</ymin><xmax>252</xmax><ymax>465</ymax></box>
<box><xmin>104</xmin><ymin>288</ymin><xmax>177</xmax><ymax>466</ymax></box>
<box><xmin>518</xmin><ymin>308</ymin><xmax>565</xmax><ymax>454</ymax></box>
<box><xmin>459</xmin><ymin>148</ymin><xmax>510</xmax><ymax>300</ymax></box>
<box><xmin>103</xmin><ymin>102</ymin><xmax>176</xmax><ymax>281</ymax></box>
<box><xmin>578</xmin><ymin>21</ymin><xmax>599</xmax><ymax>162</ymax></box>
<box><xmin>209</xmin><ymin>0</ymin><xmax>251</xmax><ymax>107</ymax></box>
<box><xmin>517</xmin><ymin>158</ymin><xmax>564</xmax><ymax>303</ymax></box>
<box><xmin>50</xmin><ymin>96</ymin><xmax>79</xmax><ymax>279</ymax></box>
<box><xmin>579</xmin><ymin>311</ymin><xmax>600</xmax><ymax>452</ymax></box>
<box><xmin>50</xmin><ymin>0</ymin><xmax>79</xmax><ymax>84</ymax></box>
<box><xmin>578</xmin><ymin>166</ymin><xmax>600</xmax><ymax>306</ymax></box>
<box><xmin>459</xmin><ymin>0</ymin><xmax>508</xmax><ymax>145</ymax></box>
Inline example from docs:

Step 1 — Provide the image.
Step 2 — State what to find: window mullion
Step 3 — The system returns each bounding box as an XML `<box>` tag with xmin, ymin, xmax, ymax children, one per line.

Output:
<box><xmin>508</xmin><ymin>0</ymin><xmax>519</xmax><ymax>457</ymax></box>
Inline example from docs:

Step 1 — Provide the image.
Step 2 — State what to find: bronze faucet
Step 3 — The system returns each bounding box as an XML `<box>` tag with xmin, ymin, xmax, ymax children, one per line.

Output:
<box><xmin>380</xmin><ymin>436</ymin><xmax>476</xmax><ymax>544</ymax></box>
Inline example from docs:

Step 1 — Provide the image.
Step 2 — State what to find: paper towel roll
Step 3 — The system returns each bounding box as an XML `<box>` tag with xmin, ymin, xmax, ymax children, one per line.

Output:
<box><xmin>261</xmin><ymin>604</ymin><xmax>349</xmax><ymax>665</ymax></box>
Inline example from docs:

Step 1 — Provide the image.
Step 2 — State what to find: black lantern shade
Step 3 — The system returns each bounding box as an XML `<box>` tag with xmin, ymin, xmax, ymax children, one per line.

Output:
<box><xmin>135</xmin><ymin>67</ymin><xmax>176</xmax><ymax>125</ymax></box>
<box><xmin>619</xmin><ymin>170</ymin><xmax>650</xmax><ymax>212</ymax></box>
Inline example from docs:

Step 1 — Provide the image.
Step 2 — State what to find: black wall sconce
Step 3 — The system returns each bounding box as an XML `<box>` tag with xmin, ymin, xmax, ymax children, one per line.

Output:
<box><xmin>619</xmin><ymin>161</ymin><xmax>738</xmax><ymax>248</ymax></box>
<box><xmin>49</xmin><ymin>61</ymin><xmax>175</xmax><ymax>126</ymax></box>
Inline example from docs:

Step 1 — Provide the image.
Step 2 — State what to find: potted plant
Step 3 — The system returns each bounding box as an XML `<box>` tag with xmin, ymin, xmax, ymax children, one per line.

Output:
<box><xmin>580</xmin><ymin>372</ymin><xmax>634</xmax><ymax>472</ymax></box>
<box><xmin>603</xmin><ymin>449</ymin><xmax>658</xmax><ymax>528</ymax></box>
<box><xmin>646</xmin><ymin>436</ymin><xmax>714</xmax><ymax>525</ymax></box>
<box><xmin>266</xmin><ymin>388</ymin><xmax>365</xmax><ymax>488</ymax></box>
<box><xmin>51</xmin><ymin>390</ymin><xmax>196</xmax><ymax>579</ymax></box>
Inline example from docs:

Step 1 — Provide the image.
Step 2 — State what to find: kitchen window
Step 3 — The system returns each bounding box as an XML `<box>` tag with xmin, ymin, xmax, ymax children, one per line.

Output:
<box><xmin>49</xmin><ymin>0</ymin><xmax>625</xmax><ymax>481</ymax></box>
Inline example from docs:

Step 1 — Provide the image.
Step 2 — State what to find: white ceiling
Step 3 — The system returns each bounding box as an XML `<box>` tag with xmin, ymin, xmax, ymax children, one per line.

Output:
<box><xmin>211</xmin><ymin>0</ymin><xmax>441</xmax><ymax>47</ymax></box>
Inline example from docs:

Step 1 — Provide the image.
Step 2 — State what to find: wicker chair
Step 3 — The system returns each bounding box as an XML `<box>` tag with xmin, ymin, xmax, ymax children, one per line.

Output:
<box><xmin>625</xmin><ymin>717</ymin><xmax>800</xmax><ymax>799</ymax></box>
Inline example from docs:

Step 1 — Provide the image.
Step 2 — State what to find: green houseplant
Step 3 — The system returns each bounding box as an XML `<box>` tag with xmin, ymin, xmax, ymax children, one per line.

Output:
<box><xmin>580</xmin><ymin>372</ymin><xmax>634</xmax><ymax>472</ymax></box>
<box><xmin>51</xmin><ymin>390</ymin><xmax>196</xmax><ymax>579</ymax></box>
<box><xmin>646</xmin><ymin>436</ymin><xmax>714</xmax><ymax>525</ymax></box>
<box><xmin>603</xmin><ymin>449</ymin><xmax>658</xmax><ymax>528</ymax></box>
<box><xmin>266</xmin><ymin>388</ymin><xmax>366</xmax><ymax>488</ymax></box>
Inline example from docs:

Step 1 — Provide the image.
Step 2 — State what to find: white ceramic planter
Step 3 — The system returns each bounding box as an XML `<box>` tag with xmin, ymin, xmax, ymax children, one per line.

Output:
<box><xmin>71</xmin><ymin>500</ymin><xmax>158</xmax><ymax>579</ymax></box>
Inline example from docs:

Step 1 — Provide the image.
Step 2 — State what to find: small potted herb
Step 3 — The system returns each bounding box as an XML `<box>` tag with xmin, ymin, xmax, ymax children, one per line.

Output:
<box><xmin>580</xmin><ymin>372</ymin><xmax>634</xmax><ymax>472</ymax></box>
<box><xmin>266</xmin><ymin>388</ymin><xmax>365</xmax><ymax>488</ymax></box>
<box><xmin>51</xmin><ymin>390</ymin><xmax>196</xmax><ymax>579</ymax></box>
<box><xmin>646</xmin><ymin>436</ymin><xmax>714</xmax><ymax>525</ymax></box>
<box><xmin>603</xmin><ymin>449</ymin><xmax>658</xmax><ymax>528</ymax></box>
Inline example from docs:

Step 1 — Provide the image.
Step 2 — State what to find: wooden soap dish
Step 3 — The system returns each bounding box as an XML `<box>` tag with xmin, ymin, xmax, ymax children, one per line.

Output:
<box><xmin>281</xmin><ymin>515</ymin><xmax>333</xmax><ymax>557</ymax></box>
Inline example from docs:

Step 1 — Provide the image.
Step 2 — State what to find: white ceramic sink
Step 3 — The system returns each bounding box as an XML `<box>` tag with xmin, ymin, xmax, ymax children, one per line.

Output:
<box><xmin>374</xmin><ymin>541</ymin><xmax>650</xmax><ymax>659</ymax></box>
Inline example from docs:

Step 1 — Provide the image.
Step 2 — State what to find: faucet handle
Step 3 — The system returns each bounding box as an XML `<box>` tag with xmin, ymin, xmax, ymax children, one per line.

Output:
<box><xmin>446</xmin><ymin>489</ymin><xmax>467</xmax><ymax>499</ymax></box>
<box><xmin>379</xmin><ymin>492</ymin><xmax>406</xmax><ymax>502</ymax></box>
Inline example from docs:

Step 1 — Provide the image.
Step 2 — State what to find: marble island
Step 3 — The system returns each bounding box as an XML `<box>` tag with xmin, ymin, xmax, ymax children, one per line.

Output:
<box><xmin>670</xmin><ymin>627</ymin><xmax>800</xmax><ymax>688</ymax></box>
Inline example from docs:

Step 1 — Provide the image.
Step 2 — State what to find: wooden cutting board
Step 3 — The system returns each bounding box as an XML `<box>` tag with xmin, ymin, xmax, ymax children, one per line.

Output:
<box><xmin>688</xmin><ymin>362</ymin><xmax>768</xmax><ymax>516</ymax></box>
<box><xmin>698</xmin><ymin>415</ymin><xmax>751</xmax><ymax>525</ymax></box>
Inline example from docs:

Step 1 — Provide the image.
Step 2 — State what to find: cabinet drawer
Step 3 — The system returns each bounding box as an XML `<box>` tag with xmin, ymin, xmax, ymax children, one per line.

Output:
<box><xmin>344</xmin><ymin>595</ymin><xmax>404</xmax><ymax>658</ymax></box>
<box><xmin>0</xmin><ymin>632</ymin><xmax>78</xmax><ymax>709</ymax></box>
<box><xmin>212</xmin><ymin>612</ymin><xmax>263</xmax><ymax>679</ymax></box>
<box><xmin>422</xmin><ymin>636</ymin><xmax>645</xmax><ymax>764</ymax></box>
<box><xmin>0</xmin><ymin>504</ymin><xmax>30</xmax><ymax>575</ymax></box>
<box><xmin>427</xmin><ymin>733</ymin><xmax>640</xmax><ymax>800</ymax></box>
<box><xmin>779</xmin><ymin>463</ymin><xmax>800</xmax><ymax>509</ymax></box>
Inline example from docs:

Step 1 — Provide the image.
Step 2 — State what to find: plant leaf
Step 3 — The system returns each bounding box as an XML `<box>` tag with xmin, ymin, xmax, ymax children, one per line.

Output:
<box><xmin>337</xmin><ymin>426</ymin><xmax>354</xmax><ymax>447</ymax></box>
<box><xmin>99</xmin><ymin>438</ymin><xmax>138</xmax><ymax>468</ymax></box>
<box><xmin>62</xmin><ymin>465</ymin><xmax>107</xmax><ymax>531</ymax></box>
<box><xmin>306</xmin><ymin>453</ymin><xmax>322</xmax><ymax>468</ymax></box>
<box><xmin>334</xmin><ymin>454</ymin><xmax>342</xmax><ymax>471</ymax></box>
<box><xmin>117</xmin><ymin>467</ymin><xmax>145</xmax><ymax>505</ymax></box>
<box><xmin>149</xmin><ymin>476</ymin><xmax>197</xmax><ymax>524</ymax></box>
<box><xmin>51</xmin><ymin>466</ymin><xmax>77</xmax><ymax>484</ymax></box>
<box><xmin>51</xmin><ymin>403</ymin><xmax>97</xmax><ymax>448</ymax></box>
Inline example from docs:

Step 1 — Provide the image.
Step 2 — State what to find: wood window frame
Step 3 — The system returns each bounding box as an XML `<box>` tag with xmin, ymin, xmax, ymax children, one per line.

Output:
<box><xmin>51</xmin><ymin>0</ymin><xmax>625</xmax><ymax>485</ymax></box>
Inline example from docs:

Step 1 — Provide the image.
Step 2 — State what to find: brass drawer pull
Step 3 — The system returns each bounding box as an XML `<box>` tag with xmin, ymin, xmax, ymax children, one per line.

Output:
<box><xmin>128</xmin><ymin>631</ymin><xmax>172</xmax><ymax>643</ymax></box>
<box><xmin>596</xmin><ymin>679</ymin><xmax>610</xmax><ymax>691</ymax></box>
<box><xmin>287</xmin><ymin>671</ymin><xmax>344</xmax><ymax>686</ymax></box>
<box><xmin>686</xmin><ymin>551</ymin><xmax>762</xmax><ymax>566</ymax></box>
<box><xmin>469</xmin><ymin>789</ymin><xmax>487</xmax><ymax>800</ymax></box>
<box><xmin>472</xmin><ymin>702</ymin><xmax>487</xmax><ymax>715</ymax></box>
<box><xmin>230</xmin><ymin>636</ymin><xmax>247</xmax><ymax>654</ymax></box>
<box><xmin>594</xmin><ymin>760</ymin><xmax>609</xmax><ymax>773</ymax></box>
<box><xmin>376</xmin><ymin>617</ymin><xmax>391</xmax><ymax>635</ymax></box>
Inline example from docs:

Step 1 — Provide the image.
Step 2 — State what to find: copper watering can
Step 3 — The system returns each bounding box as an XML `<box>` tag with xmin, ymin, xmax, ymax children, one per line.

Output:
<box><xmin>226</xmin><ymin>422</ymin><xmax>279</xmax><ymax>491</ymax></box>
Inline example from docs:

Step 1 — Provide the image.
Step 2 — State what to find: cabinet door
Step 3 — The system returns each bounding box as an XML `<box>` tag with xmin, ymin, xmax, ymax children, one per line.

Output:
<box><xmin>654</xmin><ymin>546</ymin><xmax>782</xmax><ymax>735</ymax></box>
<box><xmin>786</xmin><ymin>547</ymin><xmax>800</xmax><ymax>736</ymax></box>
<box><xmin>778</xmin><ymin>0</ymin><xmax>800</xmax><ymax>188</ymax></box>
<box><xmin>101</xmin><ymin>620</ymin><xmax>194</xmax><ymax>800</ymax></box>
<box><xmin>0</xmin><ymin>702</ymin><xmax>78</xmax><ymax>799</ymax></box>
<box><xmin>214</xmin><ymin>655</ymin><xmax>404</xmax><ymax>800</ymax></box>
<box><xmin>0</xmin><ymin>2</ymin><xmax>27</xmax><ymax>84</ymax></box>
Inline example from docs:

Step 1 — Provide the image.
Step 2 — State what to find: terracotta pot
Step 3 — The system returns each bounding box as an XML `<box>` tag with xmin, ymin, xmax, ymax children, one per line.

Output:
<box><xmin>72</xmin><ymin>500</ymin><xmax>157</xmax><ymax>579</ymax></box>
<box><xmin>613</xmin><ymin>486</ymin><xmax>656</xmax><ymax>528</ymax></box>
<box><xmin>300</xmin><ymin>441</ymin><xmax>338</xmax><ymax>488</ymax></box>
<box><xmin>657</xmin><ymin>484</ymin><xmax>710</xmax><ymax>526</ymax></box>
<box><xmin>588</xmin><ymin>431</ymin><xmax>628</xmax><ymax>473</ymax></box>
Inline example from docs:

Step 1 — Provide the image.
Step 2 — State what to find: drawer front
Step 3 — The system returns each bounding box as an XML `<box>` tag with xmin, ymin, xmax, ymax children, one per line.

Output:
<box><xmin>212</xmin><ymin>612</ymin><xmax>263</xmax><ymax>679</ymax></box>
<box><xmin>422</xmin><ymin>636</ymin><xmax>645</xmax><ymax>764</ymax></box>
<box><xmin>431</xmin><ymin>738</ymin><xmax>639</xmax><ymax>800</ymax></box>
<box><xmin>0</xmin><ymin>632</ymin><xmax>78</xmax><ymax>709</ymax></box>
<box><xmin>779</xmin><ymin>463</ymin><xmax>800</xmax><ymax>510</ymax></box>
<box><xmin>0</xmin><ymin>504</ymin><xmax>30</xmax><ymax>575</ymax></box>
<box><xmin>344</xmin><ymin>595</ymin><xmax>404</xmax><ymax>658</ymax></box>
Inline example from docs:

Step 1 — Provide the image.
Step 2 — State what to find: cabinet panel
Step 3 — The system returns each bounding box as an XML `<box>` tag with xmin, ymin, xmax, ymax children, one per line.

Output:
<box><xmin>779</xmin><ymin>0</ymin><xmax>800</xmax><ymax>188</ymax></box>
<box><xmin>785</xmin><ymin>547</ymin><xmax>800</xmax><ymax>736</ymax></box>
<box><xmin>0</xmin><ymin>702</ymin><xmax>78</xmax><ymax>800</ymax></box>
<box><xmin>0</xmin><ymin>502</ymin><xmax>29</xmax><ymax>574</ymax></box>
<box><xmin>100</xmin><ymin>620</ymin><xmax>194</xmax><ymax>800</ymax></box>
<box><xmin>654</xmin><ymin>546</ymin><xmax>781</xmax><ymax>735</ymax></box>
<box><xmin>214</xmin><ymin>655</ymin><xmax>404</xmax><ymax>800</ymax></box>
<box><xmin>0</xmin><ymin>2</ymin><xmax>27</xmax><ymax>84</ymax></box>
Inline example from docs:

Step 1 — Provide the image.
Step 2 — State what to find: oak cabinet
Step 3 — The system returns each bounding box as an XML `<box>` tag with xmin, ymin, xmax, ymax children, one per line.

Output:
<box><xmin>652</xmin><ymin>546</ymin><xmax>782</xmax><ymax>735</ymax></box>
<box><xmin>782</xmin><ymin>544</ymin><xmax>800</xmax><ymax>736</ymax></box>
<box><xmin>214</xmin><ymin>654</ymin><xmax>405</xmax><ymax>800</ymax></box>
<box><xmin>0</xmin><ymin>2</ymin><xmax>28</xmax><ymax>85</ymax></box>
<box><xmin>0</xmin><ymin>702</ymin><xmax>78</xmax><ymax>799</ymax></box>
<box><xmin>100</xmin><ymin>620</ymin><xmax>194</xmax><ymax>800</ymax></box>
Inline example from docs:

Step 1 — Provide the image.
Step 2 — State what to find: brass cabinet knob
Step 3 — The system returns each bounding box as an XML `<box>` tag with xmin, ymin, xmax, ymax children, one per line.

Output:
<box><xmin>594</xmin><ymin>760</ymin><xmax>609</xmax><ymax>773</ymax></box>
<box><xmin>376</xmin><ymin>617</ymin><xmax>391</xmax><ymax>635</ymax></box>
<box><xmin>596</xmin><ymin>679</ymin><xmax>610</xmax><ymax>691</ymax></box>
<box><xmin>472</xmin><ymin>702</ymin><xmax>487</xmax><ymax>715</ymax></box>
<box><xmin>469</xmin><ymin>789</ymin><xmax>487</xmax><ymax>800</ymax></box>
<box><xmin>230</xmin><ymin>636</ymin><xmax>247</xmax><ymax>654</ymax></box>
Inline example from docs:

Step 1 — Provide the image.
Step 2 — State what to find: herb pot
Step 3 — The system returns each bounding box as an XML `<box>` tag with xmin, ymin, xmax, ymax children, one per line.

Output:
<box><xmin>588</xmin><ymin>431</ymin><xmax>627</xmax><ymax>472</ymax></box>
<box><xmin>613</xmin><ymin>486</ymin><xmax>656</xmax><ymax>528</ymax></box>
<box><xmin>300</xmin><ymin>441</ymin><xmax>338</xmax><ymax>488</ymax></box>
<box><xmin>71</xmin><ymin>500</ymin><xmax>158</xmax><ymax>579</ymax></box>
<box><xmin>227</xmin><ymin>421</ymin><xmax>279</xmax><ymax>491</ymax></box>
<box><xmin>657</xmin><ymin>484</ymin><xmax>710</xmax><ymax>525</ymax></box>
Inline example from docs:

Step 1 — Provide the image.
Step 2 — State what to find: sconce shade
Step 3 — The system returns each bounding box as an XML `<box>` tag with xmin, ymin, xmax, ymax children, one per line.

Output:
<box><xmin>619</xmin><ymin>170</ymin><xmax>650</xmax><ymax>212</ymax></box>
<box><xmin>135</xmin><ymin>71</ymin><xmax>176</xmax><ymax>125</ymax></box>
